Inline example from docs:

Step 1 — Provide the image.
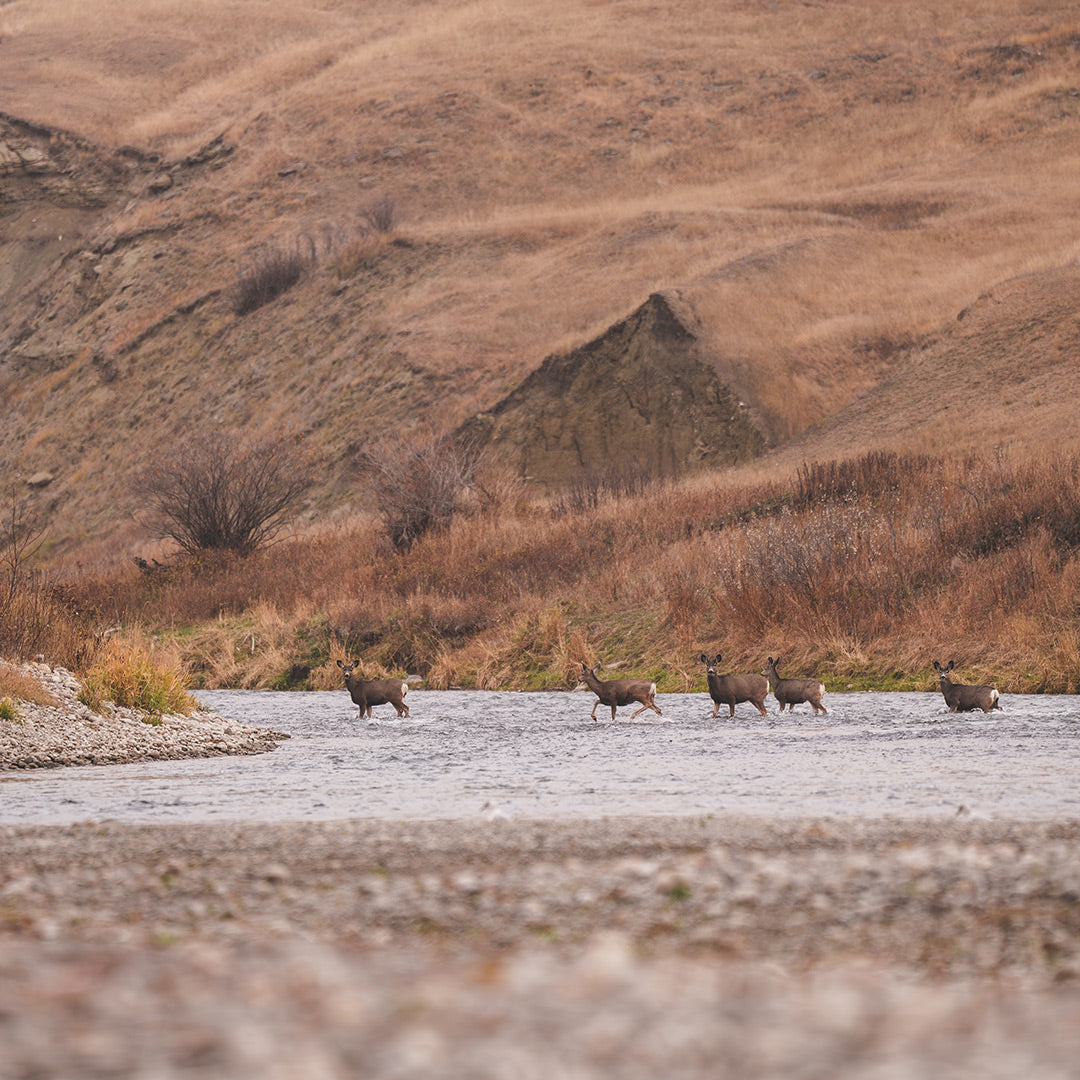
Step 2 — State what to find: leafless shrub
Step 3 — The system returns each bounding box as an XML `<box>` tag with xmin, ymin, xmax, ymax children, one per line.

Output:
<box><xmin>134</xmin><ymin>431</ymin><xmax>311</xmax><ymax>557</ymax></box>
<box><xmin>943</xmin><ymin>452</ymin><xmax>1080</xmax><ymax>559</ymax></box>
<box><xmin>796</xmin><ymin>451</ymin><xmax>933</xmax><ymax>508</ymax></box>
<box><xmin>2</xmin><ymin>487</ymin><xmax>45</xmax><ymax>607</ymax></box>
<box><xmin>362</xmin><ymin>196</ymin><xmax>399</xmax><ymax>234</ymax></box>
<box><xmin>0</xmin><ymin>491</ymin><xmax>99</xmax><ymax>667</ymax></box>
<box><xmin>358</xmin><ymin>433</ymin><xmax>484</xmax><ymax>551</ymax></box>
<box><xmin>714</xmin><ymin>498</ymin><xmax>918</xmax><ymax>640</ymax></box>
<box><xmin>231</xmin><ymin>237</ymin><xmax>316</xmax><ymax>315</ymax></box>
<box><xmin>552</xmin><ymin>461</ymin><xmax>658</xmax><ymax>515</ymax></box>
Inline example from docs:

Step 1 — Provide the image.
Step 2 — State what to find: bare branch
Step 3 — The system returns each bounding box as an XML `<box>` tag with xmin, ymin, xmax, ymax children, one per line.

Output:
<box><xmin>358</xmin><ymin>433</ymin><xmax>483</xmax><ymax>551</ymax></box>
<box><xmin>2</xmin><ymin>486</ymin><xmax>46</xmax><ymax>606</ymax></box>
<box><xmin>134</xmin><ymin>431</ymin><xmax>311</xmax><ymax>557</ymax></box>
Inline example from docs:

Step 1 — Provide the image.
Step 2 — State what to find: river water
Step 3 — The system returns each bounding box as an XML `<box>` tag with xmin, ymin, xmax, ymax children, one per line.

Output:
<box><xmin>1</xmin><ymin>690</ymin><xmax>1078</xmax><ymax>825</ymax></box>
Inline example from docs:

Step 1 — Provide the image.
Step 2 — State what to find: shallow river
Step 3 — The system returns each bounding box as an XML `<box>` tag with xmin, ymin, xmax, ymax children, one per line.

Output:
<box><xmin>2</xmin><ymin>690</ymin><xmax>1079</xmax><ymax>825</ymax></box>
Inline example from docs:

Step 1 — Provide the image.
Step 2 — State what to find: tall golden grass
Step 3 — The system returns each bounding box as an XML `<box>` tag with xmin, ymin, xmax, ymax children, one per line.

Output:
<box><xmin>78</xmin><ymin>637</ymin><xmax>198</xmax><ymax>718</ymax></box>
<box><xmin>61</xmin><ymin>448</ymin><xmax>1080</xmax><ymax>694</ymax></box>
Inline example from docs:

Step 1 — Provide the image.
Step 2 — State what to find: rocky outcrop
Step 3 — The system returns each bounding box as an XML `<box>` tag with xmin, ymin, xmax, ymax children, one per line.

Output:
<box><xmin>0</xmin><ymin>111</ymin><xmax>129</xmax><ymax>207</ymax></box>
<box><xmin>461</xmin><ymin>292</ymin><xmax>767</xmax><ymax>489</ymax></box>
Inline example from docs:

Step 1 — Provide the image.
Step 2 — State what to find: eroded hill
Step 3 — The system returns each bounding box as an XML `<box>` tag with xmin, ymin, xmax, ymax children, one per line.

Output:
<box><xmin>1</xmin><ymin>0</ymin><xmax>1079</xmax><ymax>559</ymax></box>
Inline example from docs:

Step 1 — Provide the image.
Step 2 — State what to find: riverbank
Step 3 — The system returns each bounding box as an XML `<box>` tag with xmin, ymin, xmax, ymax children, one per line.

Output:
<box><xmin>2</xmin><ymin>816</ymin><xmax>1079</xmax><ymax>1077</ymax></box>
<box><xmin>0</xmin><ymin>660</ymin><xmax>288</xmax><ymax>770</ymax></box>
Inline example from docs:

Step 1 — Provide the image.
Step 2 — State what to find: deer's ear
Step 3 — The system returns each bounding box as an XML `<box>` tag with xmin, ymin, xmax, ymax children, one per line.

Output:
<box><xmin>336</xmin><ymin>659</ymin><xmax>345</xmax><ymax>668</ymax></box>
<box><xmin>700</xmin><ymin>654</ymin><xmax>708</xmax><ymax>663</ymax></box>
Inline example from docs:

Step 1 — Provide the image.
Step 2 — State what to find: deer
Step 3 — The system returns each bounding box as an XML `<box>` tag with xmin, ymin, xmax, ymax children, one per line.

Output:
<box><xmin>933</xmin><ymin>660</ymin><xmax>1002</xmax><ymax>713</ymax></box>
<box><xmin>579</xmin><ymin>661</ymin><xmax>662</xmax><ymax>721</ymax></box>
<box><xmin>700</xmin><ymin>653</ymin><xmax>768</xmax><ymax>718</ymax></box>
<box><xmin>760</xmin><ymin>656</ymin><xmax>828</xmax><ymax>714</ymax></box>
<box><xmin>337</xmin><ymin>659</ymin><xmax>409</xmax><ymax>719</ymax></box>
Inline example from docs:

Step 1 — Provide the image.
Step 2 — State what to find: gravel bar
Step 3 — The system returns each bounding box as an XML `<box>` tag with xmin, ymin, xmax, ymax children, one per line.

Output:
<box><xmin>2</xmin><ymin>815</ymin><xmax>1079</xmax><ymax>1078</ymax></box>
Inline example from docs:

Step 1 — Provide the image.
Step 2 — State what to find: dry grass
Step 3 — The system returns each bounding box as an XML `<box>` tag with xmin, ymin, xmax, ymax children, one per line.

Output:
<box><xmin>0</xmin><ymin>662</ymin><xmax>61</xmax><ymax>708</ymax></box>
<box><xmin>77</xmin><ymin>637</ymin><xmax>198</xmax><ymax>717</ymax></box>
<box><xmin>0</xmin><ymin>573</ymin><xmax>101</xmax><ymax>674</ymax></box>
<box><xmin>5</xmin><ymin>0</ymin><xmax>1079</xmax><ymax>452</ymax></box>
<box><xmin>2</xmin><ymin>0</ymin><xmax>1080</xmax><ymax>683</ymax></box>
<box><xmin>55</xmin><ymin>447</ymin><xmax>1080</xmax><ymax>694</ymax></box>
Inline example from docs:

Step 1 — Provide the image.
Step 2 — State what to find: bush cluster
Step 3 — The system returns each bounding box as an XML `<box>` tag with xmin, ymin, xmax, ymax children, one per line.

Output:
<box><xmin>58</xmin><ymin>448</ymin><xmax>1080</xmax><ymax>692</ymax></box>
<box><xmin>78</xmin><ymin>642</ymin><xmax>198</xmax><ymax>719</ymax></box>
<box><xmin>231</xmin><ymin>239</ymin><xmax>315</xmax><ymax>315</ymax></box>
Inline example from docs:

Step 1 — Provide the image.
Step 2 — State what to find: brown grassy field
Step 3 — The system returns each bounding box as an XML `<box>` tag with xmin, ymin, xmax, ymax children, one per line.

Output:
<box><xmin>55</xmin><ymin>446</ymin><xmax>1080</xmax><ymax>695</ymax></box>
<box><xmin>2</xmin><ymin>1</ymin><xmax>1080</xmax><ymax>688</ymax></box>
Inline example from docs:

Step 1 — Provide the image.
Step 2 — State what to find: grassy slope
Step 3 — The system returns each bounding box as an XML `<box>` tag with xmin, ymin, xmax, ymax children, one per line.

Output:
<box><xmin>3</xmin><ymin>1</ymin><xmax>1080</xmax><ymax>691</ymax></box>
<box><xmin>3</xmin><ymin>1</ymin><xmax>1079</xmax><ymax>553</ymax></box>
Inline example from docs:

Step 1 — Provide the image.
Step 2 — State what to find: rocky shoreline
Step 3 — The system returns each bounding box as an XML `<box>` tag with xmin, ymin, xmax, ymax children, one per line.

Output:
<box><xmin>0</xmin><ymin>661</ymin><xmax>288</xmax><ymax>770</ymax></box>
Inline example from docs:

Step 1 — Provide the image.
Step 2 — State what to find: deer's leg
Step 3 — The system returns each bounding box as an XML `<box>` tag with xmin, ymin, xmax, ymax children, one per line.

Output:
<box><xmin>590</xmin><ymin>699</ymin><xmax>600</xmax><ymax>720</ymax></box>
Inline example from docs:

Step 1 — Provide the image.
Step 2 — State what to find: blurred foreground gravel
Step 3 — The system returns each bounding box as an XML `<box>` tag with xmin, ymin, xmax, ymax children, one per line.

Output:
<box><xmin>2</xmin><ymin>815</ymin><xmax>1079</xmax><ymax>1078</ymax></box>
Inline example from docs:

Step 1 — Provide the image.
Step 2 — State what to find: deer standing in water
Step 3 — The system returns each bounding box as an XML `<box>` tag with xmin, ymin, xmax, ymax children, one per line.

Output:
<box><xmin>580</xmin><ymin>661</ymin><xmax>662</xmax><ymax>721</ymax></box>
<box><xmin>337</xmin><ymin>659</ymin><xmax>409</xmax><ymax>718</ymax></box>
<box><xmin>700</xmin><ymin>653</ymin><xmax>768</xmax><ymax>718</ymax></box>
<box><xmin>933</xmin><ymin>660</ymin><xmax>1002</xmax><ymax>713</ymax></box>
<box><xmin>760</xmin><ymin>656</ymin><xmax>828</xmax><ymax>714</ymax></box>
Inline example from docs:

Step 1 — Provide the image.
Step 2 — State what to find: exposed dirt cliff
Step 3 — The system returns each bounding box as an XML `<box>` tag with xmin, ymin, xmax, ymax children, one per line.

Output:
<box><xmin>461</xmin><ymin>292</ymin><xmax>767</xmax><ymax>489</ymax></box>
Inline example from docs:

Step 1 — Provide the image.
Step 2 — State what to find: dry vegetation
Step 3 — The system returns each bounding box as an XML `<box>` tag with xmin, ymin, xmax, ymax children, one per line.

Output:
<box><xmin>47</xmin><ymin>447</ymin><xmax>1080</xmax><ymax>695</ymax></box>
<box><xmin>2</xmin><ymin>1</ymin><xmax>1080</xmax><ymax>691</ymax></box>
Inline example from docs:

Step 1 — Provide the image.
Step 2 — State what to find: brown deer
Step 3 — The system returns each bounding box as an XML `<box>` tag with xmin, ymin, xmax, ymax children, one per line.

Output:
<box><xmin>933</xmin><ymin>660</ymin><xmax>1002</xmax><ymax>713</ymax></box>
<box><xmin>700</xmin><ymin>653</ymin><xmax>768</xmax><ymax>718</ymax></box>
<box><xmin>580</xmin><ymin>661</ymin><xmax>662</xmax><ymax>721</ymax></box>
<box><xmin>337</xmin><ymin>659</ymin><xmax>409</xmax><ymax>718</ymax></box>
<box><xmin>760</xmin><ymin>656</ymin><xmax>828</xmax><ymax>714</ymax></box>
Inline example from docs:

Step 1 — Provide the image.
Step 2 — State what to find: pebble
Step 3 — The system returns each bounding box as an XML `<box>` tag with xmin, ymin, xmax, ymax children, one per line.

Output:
<box><xmin>0</xmin><ymin>660</ymin><xmax>287</xmax><ymax>770</ymax></box>
<box><xmin>0</xmin><ymin>817</ymin><xmax>1078</xmax><ymax>1078</ymax></box>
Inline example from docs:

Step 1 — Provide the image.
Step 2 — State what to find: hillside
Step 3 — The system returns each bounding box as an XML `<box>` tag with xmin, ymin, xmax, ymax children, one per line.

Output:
<box><xmin>1</xmin><ymin>0</ymin><xmax>1079</xmax><ymax>562</ymax></box>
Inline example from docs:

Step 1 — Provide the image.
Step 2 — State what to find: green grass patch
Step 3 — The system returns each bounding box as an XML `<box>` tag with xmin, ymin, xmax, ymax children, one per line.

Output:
<box><xmin>78</xmin><ymin>643</ymin><xmax>198</xmax><ymax>718</ymax></box>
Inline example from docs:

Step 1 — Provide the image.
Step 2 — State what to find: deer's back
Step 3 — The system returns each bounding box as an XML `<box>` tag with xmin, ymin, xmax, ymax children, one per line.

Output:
<box><xmin>604</xmin><ymin>678</ymin><xmax>656</xmax><ymax>704</ymax></box>
<box><xmin>710</xmin><ymin>672</ymin><xmax>768</xmax><ymax>702</ymax></box>
<box><xmin>943</xmin><ymin>681</ymin><xmax>999</xmax><ymax>712</ymax></box>
<box><xmin>774</xmin><ymin>676</ymin><xmax>825</xmax><ymax>703</ymax></box>
<box><xmin>348</xmin><ymin>677</ymin><xmax>406</xmax><ymax>705</ymax></box>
